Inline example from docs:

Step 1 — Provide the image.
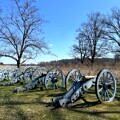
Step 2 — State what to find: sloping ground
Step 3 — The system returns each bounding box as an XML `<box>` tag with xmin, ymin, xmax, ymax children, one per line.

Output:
<box><xmin>0</xmin><ymin>83</ymin><xmax>119</xmax><ymax>120</ymax></box>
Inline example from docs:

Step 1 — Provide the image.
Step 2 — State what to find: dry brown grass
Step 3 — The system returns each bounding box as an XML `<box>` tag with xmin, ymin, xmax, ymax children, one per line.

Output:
<box><xmin>1</xmin><ymin>60</ymin><xmax>120</xmax><ymax>80</ymax></box>
<box><xmin>0</xmin><ymin>65</ymin><xmax>16</xmax><ymax>68</ymax></box>
<box><xmin>58</xmin><ymin>61</ymin><xmax>120</xmax><ymax>82</ymax></box>
<box><xmin>39</xmin><ymin>59</ymin><xmax>120</xmax><ymax>85</ymax></box>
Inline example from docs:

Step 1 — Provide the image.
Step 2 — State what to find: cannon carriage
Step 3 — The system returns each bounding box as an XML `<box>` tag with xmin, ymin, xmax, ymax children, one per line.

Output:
<box><xmin>14</xmin><ymin>67</ymin><xmax>65</xmax><ymax>92</ymax></box>
<box><xmin>0</xmin><ymin>66</ymin><xmax>66</xmax><ymax>92</ymax></box>
<box><xmin>0</xmin><ymin>67</ymin><xmax>28</xmax><ymax>86</ymax></box>
<box><xmin>52</xmin><ymin>69</ymin><xmax>117</xmax><ymax>107</ymax></box>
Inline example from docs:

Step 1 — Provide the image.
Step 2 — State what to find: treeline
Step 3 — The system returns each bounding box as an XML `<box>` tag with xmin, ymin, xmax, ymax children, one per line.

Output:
<box><xmin>1</xmin><ymin>58</ymin><xmax>119</xmax><ymax>68</ymax></box>
<box><xmin>38</xmin><ymin>58</ymin><xmax>118</xmax><ymax>68</ymax></box>
<box><xmin>71</xmin><ymin>8</ymin><xmax>120</xmax><ymax>64</ymax></box>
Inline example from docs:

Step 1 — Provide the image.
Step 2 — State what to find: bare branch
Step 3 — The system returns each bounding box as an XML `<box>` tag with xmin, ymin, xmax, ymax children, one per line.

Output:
<box><xmin>0</xmin><ymin>0</ymin><xmax>48</xmax><ymax>68</ymax></box>
<box><xmin>72</xmin><ymin>12</ymin><xmax>107</xmax><ymax>63</ymax></box>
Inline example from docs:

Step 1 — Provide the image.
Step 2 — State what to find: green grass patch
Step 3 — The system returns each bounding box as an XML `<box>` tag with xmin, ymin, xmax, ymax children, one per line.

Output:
<box><xmin>0</xmin><ymin>84</ymin><xmax>119</xmax><ymax>120</ymax></box>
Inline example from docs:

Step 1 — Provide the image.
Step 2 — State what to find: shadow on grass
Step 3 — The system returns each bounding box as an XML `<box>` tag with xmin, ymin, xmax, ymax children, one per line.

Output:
<box><xmin>1</xmin><ymin>94</ymin><xmax>64</xmax><ymax>120</ymax></box>
<box><xmin>0</xmin><ymin>93</ymin><xmax>29</xmax><ymax>120</ymax></box>
<box><xmin>1</xmin><ymin>100</ymin><xmax>51</xmax><ymax>106</ymax></box>
<box><xmin>70</xmin><ymin>101</ymin><xmax>100</xmax><ymax>108</ymax></box>
<box><xmin>68</xmin><ymin>108</ymin><xmax>120</xmax><ymax>120</ymax></box>
<box><xmin>116</xmin><ymin>83</ymin><xmax>120</xmax><ymax>101</ymax></box>
<box><xmin>6</xmin><ymin>105</ymin><xmax>29</xmax><ymax>120</ymax></box>
<box><xmin>67</xmin><ymin>96</ymin><xmax>100</xmax><ymax>108</ymax></box>
<box><xmin>67</xmin><ymin>96</ymin><xmax>120</xmax><ymax>120</ymax></box>
<box><xmin>48</xmin><ymin>92</ymin><xmax>65</xmax><ymax>97</ymax></box>
<box><xmin>116</xmin><ymin>95</ymin><xmax>120</xmax><ymax>101</ymax></box>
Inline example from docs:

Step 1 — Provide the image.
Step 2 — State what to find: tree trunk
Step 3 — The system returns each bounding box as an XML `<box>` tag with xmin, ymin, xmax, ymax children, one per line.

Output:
<box><xmin>80</xmin><ymin>59</ymin><xmax>84</xmax><ymax>64</ymax></box>
<box><xmin>17</xmin><ymin>59</ymin><xmax>21</xmax><ymax>68</ymax></box>
<box><xmin>80</xmin><ymin>54</ymin><xmax>84</xmax><ymax>64</ymax></box>
<box><xmin>80</xmin><ymin>53</ymin><xmax>86</xmax><ymax>64</ymax></box>
<box><xmin>90</xmin><ymin>53</ymin><xmax>95</xmax><ymax>63</ymax></box>
<box><xmin>90</xmin><ymin>58</ymin><xmax>94</xmax><ymax>63</ymax></box>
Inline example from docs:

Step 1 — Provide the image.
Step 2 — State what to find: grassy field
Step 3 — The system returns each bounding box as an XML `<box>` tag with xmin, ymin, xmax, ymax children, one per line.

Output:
<box><xmin>0</xmin><ymin>61</ymin><xmax>120</xmax><ymax>120</ymax></box>
<box><xmin>0</xmin><ymin>84</ymin><xmax>119</xmax><ymax>120</ymax></box>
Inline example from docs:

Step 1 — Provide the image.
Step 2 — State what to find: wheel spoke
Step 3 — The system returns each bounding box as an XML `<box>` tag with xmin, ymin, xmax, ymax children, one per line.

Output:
<box><xmin>107</xmin><ymin>81</ymin><xmax>113</xmax><ymax>84</ymax></box>
<box><xmin>104</xmin><ymin>91</ymin><xmax>107</xmax><ymax>101</ymax></box>
<box><xmin>99</xmin><ymin>77</ymin><xmax>104</xmax><ymax>84</ymax></box>
<box><xmin>111</xmin><ymin>86</ymin><xmax>115</xmax><ymax>90</ymax></box>
<box><xmin>98</xmin><ymin>87</ymin><xmax>103</xmax><ymax>92</ymax></box>
<box><xmin>73</xmin><ymin>71</ymin><xmax>78</xmax><ymax>80</ymax></box>
<box><xmin>100</xmin><ymin>89</ymin><xmax>105</xmax><ymax>100</ymax></box>
<box><xmin>106</xmin><ymin>90</ymin><xmax>110</xmax><ymax>101</ymax></box>
<box><xmin>103</xmin><ymin>72</ymin><xmax>107</xmax><ymax>81</ymax></box>
<box><xmin>107</xmin><ymin>89</ymin><xmax>113</xmax><ymax>96</ymax></box>
<box><xmin>74</xmin><ymin>72</ymin><xmax>77</xmax><ymax>80</ymax></box>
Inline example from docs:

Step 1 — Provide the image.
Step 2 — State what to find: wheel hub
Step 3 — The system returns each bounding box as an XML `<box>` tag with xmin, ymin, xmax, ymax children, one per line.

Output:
<box><xmin>51</xmin><ymin>77</ymin><xmax>58</xmax><ymax>83</ymax></box>
<box><xmin>103</xmin><ymin>83</ymin><xmax>108</xmax><ymax>90</ymax></box>
<box><xmin>103</xmin><ymin>83</ymin><xmax>112</xmax><ymax>90</ymax></box>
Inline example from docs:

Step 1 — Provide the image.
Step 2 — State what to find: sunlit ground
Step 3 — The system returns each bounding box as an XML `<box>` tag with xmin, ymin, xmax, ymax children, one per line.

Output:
<box><xmin>0</xmin><ymin>83</ymin><xmax>119</xmax><ymax>120</ymax></box>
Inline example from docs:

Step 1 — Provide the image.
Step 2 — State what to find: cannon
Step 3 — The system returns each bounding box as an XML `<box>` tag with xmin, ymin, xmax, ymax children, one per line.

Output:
<box><xmin>0</xmin><ymin>68</ymin><xmax>22</xmax><ymax>82</ymax></box>
<box><xmin>0</xmin><ymin>68</ymin><xmax>26</xmax><ymax>86</ymax></box>
<box><xmin>52</xmin><ymin>69</ymin><xmax>117</xmax><ymax>107</ymax></box>
<box><xmin>0</xmin><ymin>67</ymin><xmax>39</xmax><ymax>86</ymax></box>
<box><xmin>14</xmin><ymin>67</ymin><xmax>65</xmax><ymax>92</ymax></box>
<box><xmin>0</xmin><ymin>68</ymin><xmax>11</xmax><ymax>81</ymax></box>
<box><xmin>0</xmin><ymin>66</ymin><xmax>48</xmax><ymax>86</ymax></box>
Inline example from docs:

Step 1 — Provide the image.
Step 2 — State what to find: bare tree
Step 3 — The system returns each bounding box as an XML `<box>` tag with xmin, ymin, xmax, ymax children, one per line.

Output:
<box><xmin>72</xmin><ymin>28</ymin><xmax>89</xmax><ymax>63</ymax></box>
<box><xmin>77</xmin><ymin>12</ymin><xmax>107</xmax><ymax>63</ymax></box>
<box><xmin>0</xmin><ymin>0</ymin><xmax>48</xmax><ymax>68</ymax></box>
<box><xmin>104</xmin><ymin>7</ymin><xmax>120</xmax><ymax>54</ymax></box>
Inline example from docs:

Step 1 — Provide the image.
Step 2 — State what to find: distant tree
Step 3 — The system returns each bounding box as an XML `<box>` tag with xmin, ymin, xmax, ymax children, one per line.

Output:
<box><xmin>0</xmin><ymin>0</ymin><xmax>48</xmax><ymax>68</ymax></box>
<box><xmin>114</xmin><ymin>52</ymin><xmax>120</xmax><ymax>63</ymax></box>
<box><xmin>0</xmin><ymin>62</ymin><xmax>3</xmax><ymax>65</ymax></box>
<box><xmin>104</xmin><ymin>7</ymin><xmax>120</xmax><ymax>54</ymax></box>
<box><xmin>72</xmin><ymin>27</ymin><xmax>89</xmax><ymax>63</ymax></box>
<box><xmin>72</xmin><ymin>12</ymin><xmax>107</xmax><ymax>63</ymax></box>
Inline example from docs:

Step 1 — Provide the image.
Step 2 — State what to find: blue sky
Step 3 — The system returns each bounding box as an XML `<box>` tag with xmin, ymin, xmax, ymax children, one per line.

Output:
<box><xmin>0</xmin><ymin>0</ymin><xmax>120</xmax><ymax>64</ymax></box>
